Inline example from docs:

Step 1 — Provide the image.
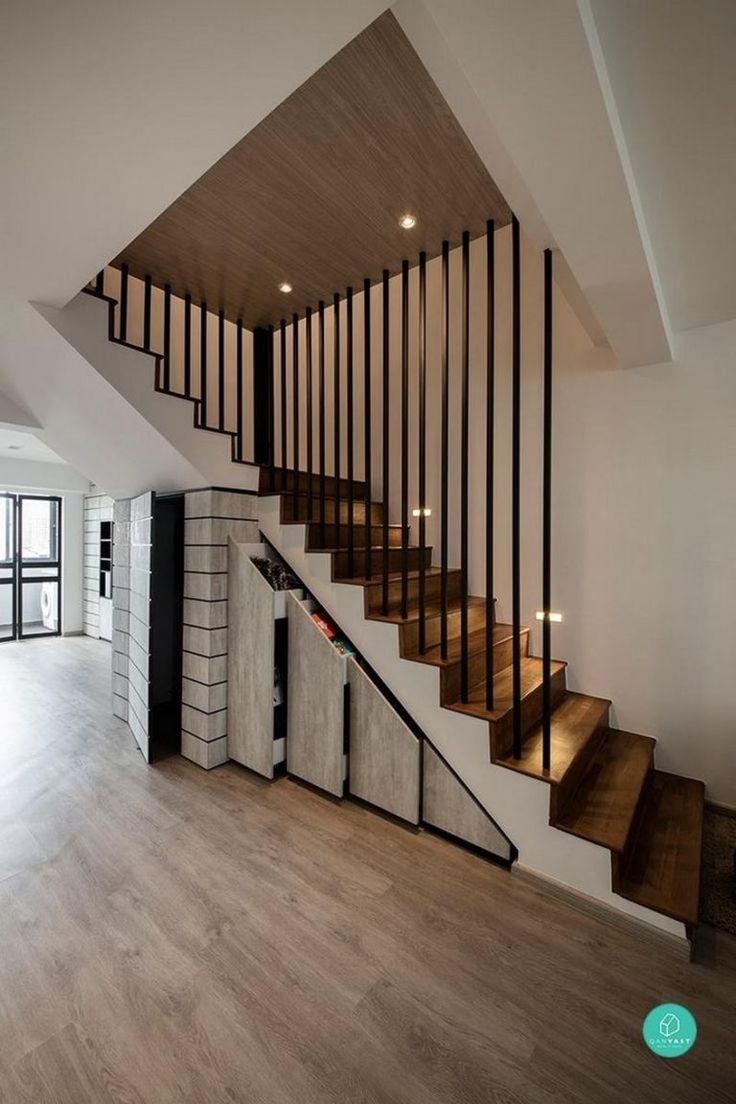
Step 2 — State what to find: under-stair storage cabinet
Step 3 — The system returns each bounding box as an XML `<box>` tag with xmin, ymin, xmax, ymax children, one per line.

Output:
<box><xmin>286</xmin><ymin>591</ymin><xmax>348</xmax><ymax>797</ymax></box>
<box><xmin>347</xmin><ymin>657</ymin><xmax>421</xmax><ymax>825</ymax></box>
<box><xmin>228</xmin><ymin>541</ymin><xmax>301</xmax><ymax>778</ymax></box>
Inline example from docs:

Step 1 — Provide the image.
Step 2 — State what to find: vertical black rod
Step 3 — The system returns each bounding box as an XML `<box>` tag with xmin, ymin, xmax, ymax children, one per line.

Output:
<box><xmin>418</xmin><ymin>251</ymin><xmax>427</xmax><ymax>653</ymax></box>
<box><xmin>333</xmin><ymin>293</ymin><xmax>341</xmax><ymax>538</ymax></box>
<box><xmin>400</xmin><ymin>259</ymin><xmax>409</xmax><ymax>620</ymax></box>
<box><xmin>346</xmin><ymin>287</ymin><xmax>355</xmax><ymax>577</ymax></box>
<box><xmin>199</xmin><ymin>301</ymin><xmax>208</xmax><ymax>428</ymax></box>
<box><xmin>143</xmin><ymin>275</ymin><xmax>152</xmax><ymax>349</ymax></box>
<box><xmin>280</xmin><ymin>319</ymin><xmax>287</xmax><ymax>482</ymax></box>
<box><xmin>381</xmin><ymin>269</ymin><xmax>390</xmax><ymax>616</ymax></box>
<box><xmin>163</xmin><ymin>284</ymin><xmax>172</xmax><ymax>392</ymax></box>
<box><xmin>218</xmin><ymin>309</ymin><xmax>225</xmax><ymax>430</ymax></box>
<box><xmin>292</xmin><ymin>313</ymin><xmax>300</xmax><ymax>513</ymax></box>
<box><xmin>306</xmin><ymin>307</ymin><xmax>313</xmax><ymax>520</ymax></box>
<box><xmin>236</xmin><ymin>318</ymin><xmax>244</xmax><ymax>462</ymax></box>
<box><xmin>460</xmin><ymin>232</ymin><xmax>470</xmax><ymax>702</ymax></box>
<box><xmin>183</xmin><ymin>294</ymin><xmax>192</xmax><ymax>396</ymax></box>
<box><xmin>318</xmin><ymin>302</ymin><xmax>326</xmax><ymax>546</ymax></box>
<box><xmin>512</xmin><ymin>215</ymin><xmax>522</xmax><ymax>759</ymax></box>
<box><xmin>440</xmin><ymin>241</ymin><xmax>450</xmax><ymax>660</ymax></box>
<box><xmin>485</xmin><ymin>221</ymin><xmax>496</xmax><ymax>710</ymax></box>
<box><xmin>363</xmin><ymin>278</ymin><xmax>372</xmax><ymax>580</ymax></box>
<box><xmin>268</xmin><ymin>325</ymin><xmax>275</xmax><ymax>482</ymax></box>
<box><xmin>119</xmin><ymin>263</ymin><xmax>129</xmax><ymax>342</ymax></box>
<box><xmin>542</xmin><ymin>248</ymin><xmax>553</xmax><ymax>771</ymax></box>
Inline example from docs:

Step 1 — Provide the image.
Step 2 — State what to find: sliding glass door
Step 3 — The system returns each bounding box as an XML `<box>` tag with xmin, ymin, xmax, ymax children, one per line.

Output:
<box><xmin>0</xmin><ymin>493</ymin><xmax>62</xmax><ymax>642</ymax></box>
<box><xmin>0</xmin><ymin>493</ymin><xmax>15</xmax><ymax>641</ymax></box>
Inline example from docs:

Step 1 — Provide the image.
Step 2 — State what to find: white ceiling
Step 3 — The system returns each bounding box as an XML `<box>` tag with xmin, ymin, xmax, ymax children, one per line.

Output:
<box><xmin>584</xmin><ymin>0</ymin><xmax>736</xmax><ymax>332</ymax></box>
<box><xmin>0</xmin><ymin>427</ymin><xmax>65</xmax><ymax>464</ymax></box>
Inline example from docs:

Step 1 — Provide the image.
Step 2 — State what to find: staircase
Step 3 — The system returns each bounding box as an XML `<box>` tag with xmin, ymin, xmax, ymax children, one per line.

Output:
<box><xmin>260</xmin><ymin>467</ymin><xmax>705</xmax><ymax>944</ymax></box>
<box><xmin>75</xmin><ymin>262</ymin><xmax>705</xmax><ymax>950</ymax></box>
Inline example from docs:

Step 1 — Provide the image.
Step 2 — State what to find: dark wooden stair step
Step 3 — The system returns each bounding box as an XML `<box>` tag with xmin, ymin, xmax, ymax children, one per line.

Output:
<box><xmin>553</xmin><ymin>728</ymin><xmax>654</xmax><ymax>852</ymax></box>
<box><xmin>281</xmin><ymin>494</ymin><xmax>384</xmax><ymax>526</ymax></box>
<box><xmin>262</xmin><ymin>466</ymin><xmax>368</xmax><ymax>497</ymax></box>
<box><xmin>364</xmin><ymin>567</ymin><xmax>462</xmax><ymax>614</ymax></box>
<box><xmin>614</xmin><ymin>770</ymin><xmax>704</xmax><ymax>927</ymax></box>
<box><xmin>496</xmin><ymin>692</ymin><xmax>610</xmax><ymax>787</ymax></box>
<box><xmin>306</xmin><ymin>523</ymin><xmax>405</xmax><ymax>551</ymax></box>
<box><xmin>448</xmin><ymin>655</ymin><xmax>568</xmax><ymax>756</ymax></box>
<box><xmin>333</xmin><ymin>545</ymin><xmax>432</xmax><ymax>579</ymax></box>
<box><xmin>408</xmin><ymin>623</ymin><xmax>531</xmax><ymax>706</ymax></box>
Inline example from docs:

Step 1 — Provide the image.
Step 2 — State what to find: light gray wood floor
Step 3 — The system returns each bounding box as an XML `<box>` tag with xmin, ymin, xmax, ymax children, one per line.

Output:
<box><xmin>0</xmin><ymin>636</ymin><xmax>733</xmax><ymax>1103</ymax></box>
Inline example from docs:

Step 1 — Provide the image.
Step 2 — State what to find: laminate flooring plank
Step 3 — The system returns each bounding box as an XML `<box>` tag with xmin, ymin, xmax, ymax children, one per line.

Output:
<box><xmin>0</xmin><ymin>638</ymin><xmax>733</xmax><ymax>1104</ymax></box>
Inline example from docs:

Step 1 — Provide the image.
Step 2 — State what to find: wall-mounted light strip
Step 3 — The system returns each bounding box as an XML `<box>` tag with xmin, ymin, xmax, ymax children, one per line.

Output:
<box><xmin>536</xmin><ymin>610</ymin><xmax>562</xmax><ymax>623</ymax></box>
<box><xmin>412</xmin><ymin>507</ymin><xmax>432</xmax><ymax>518</ymax></box>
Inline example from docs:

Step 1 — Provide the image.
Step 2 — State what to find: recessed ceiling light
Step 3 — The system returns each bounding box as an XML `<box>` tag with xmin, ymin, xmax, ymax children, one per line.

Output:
<box><xmin>399</xmin><ymin>214</ymin><xmax>417</xmax><ymax>229</ymax></box>
<box><xmin>279</xmin><ymin>282</ymin><xmax>292</xmax><ymax>294</ymax></box>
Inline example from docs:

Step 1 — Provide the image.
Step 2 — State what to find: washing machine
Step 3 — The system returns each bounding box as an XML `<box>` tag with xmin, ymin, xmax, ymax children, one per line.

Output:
<box><xmin>40</xmin><ymin>583</ymin><xmax>58</xmax><ymax>632</ymax></box>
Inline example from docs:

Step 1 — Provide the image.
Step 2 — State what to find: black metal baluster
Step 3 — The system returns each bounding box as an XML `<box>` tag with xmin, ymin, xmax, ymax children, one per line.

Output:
<box><xmin>363</xmin><ymin>277</ymin><xmax>372</xmax><ymax>580</ymax></box>
<box><xmin>440</xmin><ymin>242</ymin><xmax>449</xmax><ymax>660</ymax></box>
<box><xmin>346</xmin><ymin>287</ymin><xmax>355</xmax><ymax>577</ymax></box>
<box><xmin>512</xmin><ymin>215</ymin><xmax>522</xmax><ymax>759</ymax></box>
<box><xmin>199</xmin><ymin>300</ymin><xmax>208</xmax><ymax>428</ymax></box>
<box><xmin>280</xmin><ymin>319</ymin><xmax>287</xmax><ymax>486</ymax></box>
<box><xmin>460</xmin><ymin>232</ymin><xmax>470</xmax><ymax>702</ymax></box>
<box><xmin>318</xmin><ymin>301</ymin><xmax>326</xmax><ymax>546</ymax></box>
<box><xmin>143</xmin><ymin>275</ymin><xmax>152</xmax><ymax>349</ymax></box>
<box><xmin>292</xmin><ymin>313</ymin><xmax>300</xmax><ymax>513</ymax></box>
<box><xmin>333</xmin><ymin>293</ymin><xmax>341</xmax><ymax>540</ymax></box>
<box><xmin>418</xmin><ymin>251</ymin><xmax>427</xmax><ymax>654</ymax></box>
<box><xmin>119</xmin><ymin>263</ymin><xmax>129</xmax><ymax>342</ymax></box>
<box><xmin>236</xmin><ymin>318</ymin><xmax>244</xmax><ymax>462</ymax></box>
<box><xmin>400</xmin><ymin>259</ymin><xmax>409</xmax><ymax>620</ymax></box>
<box><xmin>268</xmin><ymin>325</ymin><xmax>275</xmax><ymax>482</ymax></box>
<box><xmin>306</xmin><ymin>306</ymin><xmax>313</xmax><ymax>521</ymax></box>
<box><xmin>218</xmin><ymin>309</ymin><xmax>225</xmax><ymax>430</ymax></box>
<box><xmin>163</xmin><ymin>284</ymin><xmax>172</xmax><ymax>392</ymax></box>
<box><xmin>542</xmin><ymin>247</ymin><xmax>553</xmax><ymax>771</ymax></box>
<box><xmin>486</xmin><ymin>220</ymin><xmax>496</xmax><ymax>710</ymax></box>
<box><xmin>184</xmin><ymin>294</ymin><xmax>192</xmax><ymax>396</ymax></box>
<box><xmin>381</xmin><ymin>269</ymin><xmax>390</xmax><ymax>616</ymax></box>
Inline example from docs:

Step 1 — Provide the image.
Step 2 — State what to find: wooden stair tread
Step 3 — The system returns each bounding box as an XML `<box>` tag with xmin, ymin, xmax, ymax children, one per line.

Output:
<box><xmin>616</xmin><ymin>770</ymin><xmax>704</xmax><ymax>926</ymax></box>
<box><xmin>369</xmin><ymin>595</ymin><xmax>487</xmax><ymax>625</ymax></box>
<box><xmin>346</xmin><ymin>566</ymin><xmax>456</xmax><ymax>586</ymax></box>
<box><xmin>448</xmin><ymin>656</ymin><xmax>566</xmax><ymax>721</ymax></box>
<box><xmin>409</xmin><ymin>623</ymin><xmax>525</xmax><ymax>667</ymax></box>
<box><xmin>495</xmin><ymin>692</ymin><xmax>611</xmax><ymax>784</ymax></box>
<box><xmin>554</xmin><ymin>728</ymin><xmax>654</xmax><ymax>851</ymax></box>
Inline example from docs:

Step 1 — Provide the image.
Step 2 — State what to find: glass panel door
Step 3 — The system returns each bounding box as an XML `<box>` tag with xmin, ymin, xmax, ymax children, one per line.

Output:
<box><xmin>0</xmin><ymin>494</ymin><xmax>15</xmax><ymax>641</ymax></box>
<box><xmin>18</xmin><ymin>495</ymin><xmax>61</xmax><ymax>639</ymax></box>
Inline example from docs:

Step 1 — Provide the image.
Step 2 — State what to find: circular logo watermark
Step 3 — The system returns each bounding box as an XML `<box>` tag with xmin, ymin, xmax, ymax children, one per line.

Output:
<box><xmin>642</xmin><ymin>1003</ymin><xmax>697</xmax><ymax>1058</ymax></box>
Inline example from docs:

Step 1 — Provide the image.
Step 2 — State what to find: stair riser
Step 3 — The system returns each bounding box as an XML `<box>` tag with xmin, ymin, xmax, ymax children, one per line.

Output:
<box><xmin>399</xmin><ymin>602</ymin><xmax>488</xmax><ymax>654</ymax></box>
<box><xmin>440</xmin><ymin>630</ymin><xmax>530</xmax><ymax>705</ymax></box>
<box><xmin>365</xmin><ymin>571</ymin><xmax>462</xmax><ymax>616</ymax></box>
<box><xmin>263</xmin><ymin>467</ymin><xmax>368</xmax><ymax>498</ymax></box>
<box><xmin>549</xmin><ymin>716</ymin><xmax>610</xmax><ymax>822</ymax></box>
<box><xmin>281</xmin><ymin>497</ymin><xmax>384</xmax><ymax>526</ymax></box>
<box><xmin>333</xmin><ymin>546</ymin><xmax>432</xmax><ymax>579</ymax></box>
<box><xmin>490</xmin><ymin>667</ymin><xmax>568</xmax><ymax>759</ymax></box>
<box><xmin>305</xmin><ymin>524</ymin><xmax>404</xmax><ymax>551</ymax></box>
<box><xmin>611</xmin><ymin>769</ymin><xmax>656</xmax><ymax>891</ymax></box>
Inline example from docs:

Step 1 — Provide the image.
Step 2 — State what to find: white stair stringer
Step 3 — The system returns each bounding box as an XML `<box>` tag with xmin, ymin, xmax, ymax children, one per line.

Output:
<box><xmin>37</xmin><ymin>293</ymin><xmax>259</xmax><ymax>493</ymax></box>
<box><xmin>259</xmin><ymin>494</ymin><xmax>688</xmax><ymax>946</ymax></box>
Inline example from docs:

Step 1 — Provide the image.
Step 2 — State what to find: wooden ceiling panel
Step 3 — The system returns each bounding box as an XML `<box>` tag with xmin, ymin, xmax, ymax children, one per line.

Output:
<box><xmin>113</xmin><ymin>11</ymin><xmax>511</xmax><ymax>328</ymax></box>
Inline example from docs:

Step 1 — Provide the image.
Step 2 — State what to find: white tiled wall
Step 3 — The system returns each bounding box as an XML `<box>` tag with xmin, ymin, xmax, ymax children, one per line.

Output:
<box><xmin>181</xmin><ymin>488</ymin><xmax>258</xmax><ymax>769</ymax></box>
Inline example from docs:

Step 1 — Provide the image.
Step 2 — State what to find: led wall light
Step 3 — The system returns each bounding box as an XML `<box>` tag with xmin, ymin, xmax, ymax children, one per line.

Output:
<box><xmin>412</xmin><ymin>507</ymin><xmax>432</xmax><ymax>518</ymax></box>
<box><xmin>536</xmin><ymin>610</ymin><xmax>563</xmax><ymax>623</ymax></box>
